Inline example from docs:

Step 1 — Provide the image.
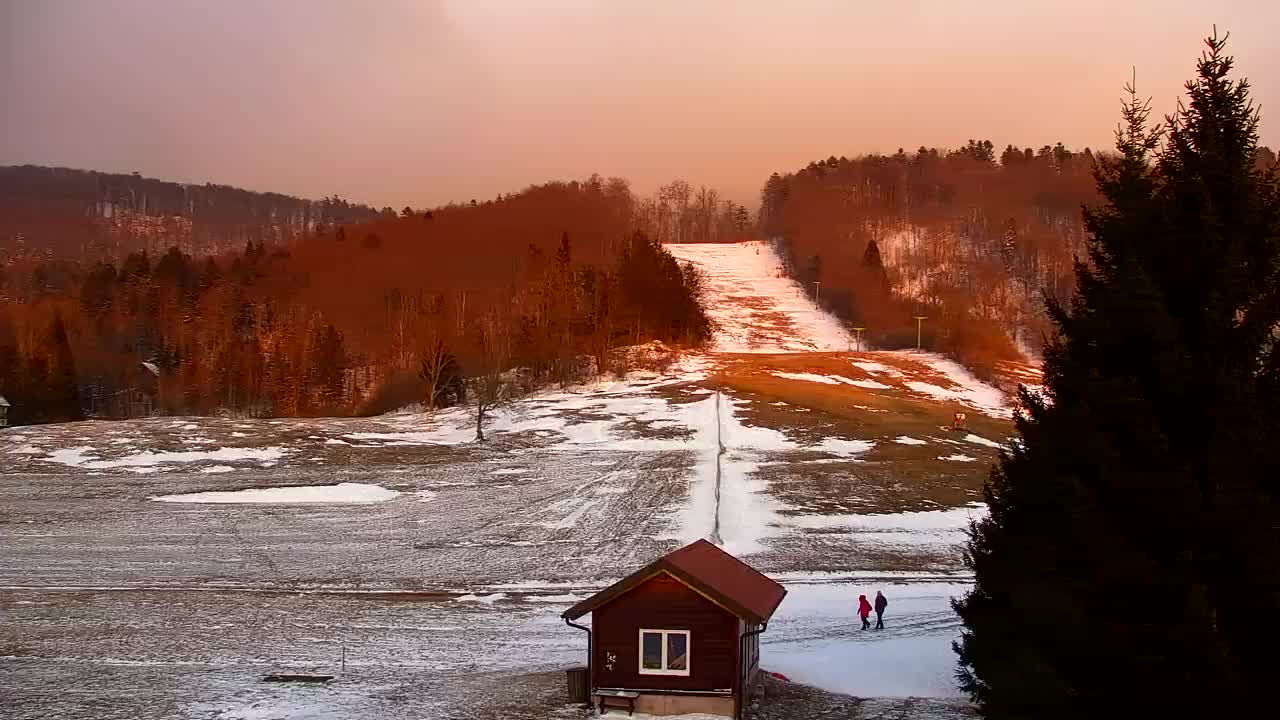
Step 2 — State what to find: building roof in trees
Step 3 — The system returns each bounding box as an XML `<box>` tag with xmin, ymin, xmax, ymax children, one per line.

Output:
<box><xmin>140</xmin><ymin>361</ymin><xmax>160</xmax><ymax>377</ymax></box>
<box><xmin>0</xmin><ymin>395</ymin><xmax>9</xmax><ymax>407</ymax></box>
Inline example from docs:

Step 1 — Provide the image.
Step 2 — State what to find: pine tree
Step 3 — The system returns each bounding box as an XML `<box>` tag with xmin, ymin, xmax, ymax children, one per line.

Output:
<box><xmin>44</xmin><ymin>311</ymin><xmax>84</xmax><ymax>422</ymax></box>
<box><xmin>953</xmin><ymin>34</ymin><xmax>1280</xmax><ymax>718</ymax></box>
<box><xmin>309</xmin><ymin>323</ymin><xmax>346</xmax><ymax>411</ymax></box>
<box><xmin>862</xmin><ymin>238</ymin><xmax>887</xmax><ymax>285</ymax></box>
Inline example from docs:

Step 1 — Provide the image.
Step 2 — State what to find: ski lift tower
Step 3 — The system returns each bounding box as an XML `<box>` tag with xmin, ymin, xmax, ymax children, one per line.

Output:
<box><xmin>850</xmin><ymin>326</ymin><xmax>866</xmax><ymax>352</ymax></box>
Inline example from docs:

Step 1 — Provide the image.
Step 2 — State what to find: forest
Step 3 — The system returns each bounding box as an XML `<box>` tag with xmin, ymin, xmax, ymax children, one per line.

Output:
<box><xmin>760</xmin><ymin>141</ymin><xmax>1277</xmax><ymax>375</ymax></box>
<box><xmin>0</xmin><ymin>175</ymin><xmax>713</xmax><ymax>425</ymax></box>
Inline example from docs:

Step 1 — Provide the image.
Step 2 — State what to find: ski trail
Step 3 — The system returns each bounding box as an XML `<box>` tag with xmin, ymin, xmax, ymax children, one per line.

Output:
<box><xmin>665</xmin><ymin>241</ymin><xmax>850</xmax><ymax>353</ymax></box>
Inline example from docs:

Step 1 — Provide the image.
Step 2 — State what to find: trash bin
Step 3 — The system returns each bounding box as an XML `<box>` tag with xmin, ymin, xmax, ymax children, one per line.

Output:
<box><xmin>565</xmin><ymin>666</ymin><xmax>589</xmax><ymax>704</ymax></box>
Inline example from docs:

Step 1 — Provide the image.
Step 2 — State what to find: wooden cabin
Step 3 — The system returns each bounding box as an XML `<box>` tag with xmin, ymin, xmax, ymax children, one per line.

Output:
<box><xmin>563</xmin><ymin>539</ymin><xmax>786</xmax><ymax>717</ymax></box>
<box><xmin>0</xmin><ymin>394</ymin><xmax>9</xmax><ymax>428</ymax></box>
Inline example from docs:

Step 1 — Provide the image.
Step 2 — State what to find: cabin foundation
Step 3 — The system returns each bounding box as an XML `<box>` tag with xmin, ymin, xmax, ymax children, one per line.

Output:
<box><xmin>633</xmin><ymin>692</ymin><xmax>735</xmax><ymax>716</ymax></box>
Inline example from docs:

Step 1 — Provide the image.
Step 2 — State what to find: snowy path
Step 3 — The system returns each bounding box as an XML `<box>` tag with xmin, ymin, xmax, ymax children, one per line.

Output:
<box><xmin>665</xmin><ymin>241</ymin><xmax>851</xmax><ymax>353</ymax></box>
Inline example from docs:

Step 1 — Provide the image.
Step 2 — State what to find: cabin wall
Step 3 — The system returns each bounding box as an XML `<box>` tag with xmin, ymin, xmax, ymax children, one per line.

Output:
<box><xmin>739</xmin><ymin>620</ymin><xmax>762</xmax><ymax>703</ymax></box>
<box><xmin>592</xmin><ymin>573</ymin><xmax>739</xmax><ymax>694</ymax></box>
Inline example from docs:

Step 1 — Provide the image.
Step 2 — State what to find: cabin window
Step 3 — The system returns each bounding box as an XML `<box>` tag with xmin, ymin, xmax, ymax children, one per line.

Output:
<box><xmin>638</xmin><ymin>629</ymin><xmax>691</xmax><ymax>676</ymax></box>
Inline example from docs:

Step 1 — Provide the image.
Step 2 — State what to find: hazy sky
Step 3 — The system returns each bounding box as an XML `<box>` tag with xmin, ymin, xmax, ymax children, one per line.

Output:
<box><xmin>3</xmin><ymin>1</ymin><xmax>1277</xmax><ymax>209</ymax></box>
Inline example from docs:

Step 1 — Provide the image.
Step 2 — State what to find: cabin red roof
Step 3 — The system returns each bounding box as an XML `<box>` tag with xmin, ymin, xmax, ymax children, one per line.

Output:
<box><xmin>563</xmin><ymin>539</ymin><xmax>787</xmax><ymax>624</ymax></box>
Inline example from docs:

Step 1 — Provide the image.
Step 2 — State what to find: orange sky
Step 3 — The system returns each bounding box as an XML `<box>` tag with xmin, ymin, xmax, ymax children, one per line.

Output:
<box><xmin>2</xmin><ymin>0</ymin><xmax>1277</xmax><ymax>209</ymax></box>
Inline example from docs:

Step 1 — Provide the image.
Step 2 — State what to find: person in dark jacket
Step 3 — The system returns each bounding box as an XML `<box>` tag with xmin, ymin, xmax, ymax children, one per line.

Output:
<box><xmin>874</xmin><ymin>590</ymin><xmax>888</xmax><ymax>629</ymax></box>
<box><xmin>857</xmin><ymin>594</ymin><xmax>872</xmax><ymax>630</ymax></box>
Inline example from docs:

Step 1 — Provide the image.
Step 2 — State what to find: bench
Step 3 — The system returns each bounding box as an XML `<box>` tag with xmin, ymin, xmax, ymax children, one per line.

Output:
<box><xmin>593</xmin><ymin>689</ymin><xmax>640</xmax><ymax>716</ymax></box>
<box><xmin>262</xmin><ymin>674</ymin><xmax>333</xmax><ymax>683</ymax></box>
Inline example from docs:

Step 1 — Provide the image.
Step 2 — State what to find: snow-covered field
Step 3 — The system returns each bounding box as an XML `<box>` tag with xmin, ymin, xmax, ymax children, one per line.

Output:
<box><xmin>0</xmin><ymin>242</ymin><xmax>1010</xmax><ymax>719</ymax></box>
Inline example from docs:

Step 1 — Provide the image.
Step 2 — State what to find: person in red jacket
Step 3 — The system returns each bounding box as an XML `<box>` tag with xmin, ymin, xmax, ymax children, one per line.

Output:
<box><xmin>857</xmin><ymin>594</ymin><xmax>873</xmax><ymax>630</ymax></box>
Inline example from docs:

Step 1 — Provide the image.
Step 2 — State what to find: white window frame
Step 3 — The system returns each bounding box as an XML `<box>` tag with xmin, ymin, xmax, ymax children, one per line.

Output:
<box><xmin>638</xmin><ymin>628</ymin><xmax>691</xmax><ymax>676</ymax></box>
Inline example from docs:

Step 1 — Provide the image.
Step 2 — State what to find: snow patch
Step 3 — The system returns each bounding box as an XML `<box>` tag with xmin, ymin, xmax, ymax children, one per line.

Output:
<box><xmin>43</xmin><ymin>446</ymin><xmax>97</xmax><ymax>467</ymax></box>
<box><xmin>938</xmin><ymin>454</ymin><xmax>978</xmax><ymax>462</ymax></box>
<box><xmin>44</xmin><ymin>446</ymin><xmax>289</xmax><ymax>470</ymax></box>
<box><xmin>851</xmin><ymin>360</ymin><xmax>901</xmax><ymax>376</ymax></box>
<box><xmin>784</xmin><ymin>504</ymin><xmax>984</xmax><ymax>540</ymax></box>
<box><xmin>455</xmin><ymin>593</ymin><xmax>506</xmax><ymax>604</ymax></box>
<box><xmin>150</xmin><ymin>482</ymin><xmax>399</xmax><ymax>504</ymax></box>
<box><xmin>963</xmin><ymin>434</ymin><xmax>1003</xmax><ymax>449</ymax></box>
<box><xmin>771</xmin><ymin>371</ymin><xmax>890</xmax><ymax>390</ymax></box>
<box><xmin>897</xmin><ymin>352</ymin><xmax>1012</xmax><ymax>418</ymax></box>
<box><xmin>811</xmin><ymin>438</ymin><xmax>875</xmax><ymax>457</ymax></box>
<box><xmin>894</xmin><ymin>436</ymin><xmax>927</xmax><ymax>446</ymax></box>
<box><xmin>771</xmin><ymin>371</ymin><xmax>841</xmax><ymax>385</ymax></box>
<box><xmin>522</xmin><ymin>593</ymin><xmax>586</xmax><ymax>603</ymax></box>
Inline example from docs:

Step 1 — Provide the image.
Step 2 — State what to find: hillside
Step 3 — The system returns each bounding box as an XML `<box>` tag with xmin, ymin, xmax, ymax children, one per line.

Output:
<box><xmin>756</xmin><ymin>143</ymin><xmax>1278</xmax><ymax>375</ymax></box>
<box><xmin>0</xmin><ymin>165</ymin><xmax>383</xmax><ymax>268</ymax></box>
<box><xmin>755</xmin><ymin>144</ymin><xmax>1096</xmax><ymax>374</ymax></box>
<box><xmin>0</xmin><ymin>175</ymin><xmax>712</xmax><ymax>423</ymax></box>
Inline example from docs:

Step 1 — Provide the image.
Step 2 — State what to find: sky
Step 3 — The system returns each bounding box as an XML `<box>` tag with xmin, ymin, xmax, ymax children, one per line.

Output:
<box><xmin>2</xmin><ymin>0</ymin><xmax>1277</xmax><ymax>210</ymax></box>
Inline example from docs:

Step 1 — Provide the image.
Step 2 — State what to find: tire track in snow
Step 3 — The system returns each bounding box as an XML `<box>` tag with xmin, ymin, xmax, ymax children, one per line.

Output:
<box><xmin>710</xmin><ymin>391</ymin><xmax>724</xmax><ymax>545</ymax></box>
<box><xmin>676</xmin><ymin>391</ymin><xmax>786</xmax><ymax>557</ymax></box>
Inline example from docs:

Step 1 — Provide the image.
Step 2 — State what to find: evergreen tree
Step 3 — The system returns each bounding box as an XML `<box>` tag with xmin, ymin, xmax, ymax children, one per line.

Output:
<box><xmin>23</xmin><ymin>351</ymin><xmax>49</xmax><ymax>423</ymax></box>
<box><xmin>953</xmin><ymin>34</ymin><xmax>1280</xmax><ymax>718</ymax></box>
<box><xmin>44</xmin><ymin>311</ymin><xmax>83</xmax><ymax>422</ymax></box>
<box><xmin>555</xmin><ymin>231</ymin><xmax>572</xmax><ymax>267</ymax></box>
<box><xmin>806</xmin><ymin>254</ymin><xmax>823</xmax><ymax>296</ymax></box>
<box><xmin>309</xmin><ymin>323</ymin><xmax>346</xmax><ymax>410</ymax></box>
<box><xmin>760</xmin><ymin>172</ymin><xmax>789</xmax><ymax>238</ymax></box>
<box><xmin>862</xmin><ymin>238</ymin><xmax>887</xmax><ymax>282</ymax></box>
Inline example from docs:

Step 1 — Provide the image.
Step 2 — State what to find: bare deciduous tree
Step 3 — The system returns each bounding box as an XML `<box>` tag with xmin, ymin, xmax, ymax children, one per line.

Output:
<box><xmin>418</xmin><ymin>334</ymin><xmax>452</xmax><ymax>411</ymax></box>
<box><xmin>468</xmin><ymin>311</ymin><xmax>511</xmax><ymax>442</ymax></box>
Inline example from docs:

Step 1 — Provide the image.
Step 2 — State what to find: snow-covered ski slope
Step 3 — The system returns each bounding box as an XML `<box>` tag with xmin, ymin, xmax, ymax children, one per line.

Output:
<box><xmin>665</xmin><ymin>241</ymin><xmax>851</xmax><ymax>353</ymax></box>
